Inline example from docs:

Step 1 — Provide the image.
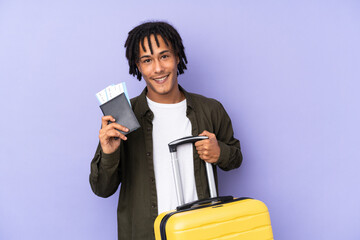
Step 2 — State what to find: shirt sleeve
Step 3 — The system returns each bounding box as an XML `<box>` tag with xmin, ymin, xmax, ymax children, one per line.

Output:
<box><xmin>89</xmin><ymin>143</ymin><xmax>122</xmax><ymax>197</ymax></box>
<box><xmin>213</xmin><ymin>102</ymin><xmax>243</xmax><ymax>171</ymax></box>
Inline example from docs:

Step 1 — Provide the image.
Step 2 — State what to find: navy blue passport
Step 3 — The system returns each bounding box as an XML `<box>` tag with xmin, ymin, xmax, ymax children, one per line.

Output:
<box><xmin>99</xmin><ymin>93</ymin><xmax>140</xmax><ymax>135</ymax></box>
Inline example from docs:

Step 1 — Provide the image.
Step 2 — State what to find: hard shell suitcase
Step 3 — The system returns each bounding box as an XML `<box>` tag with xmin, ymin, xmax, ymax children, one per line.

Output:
<box><xmin>154</xmin><ymin>136</ymin><xmax>274</xmax><ymax>240</ymax></box>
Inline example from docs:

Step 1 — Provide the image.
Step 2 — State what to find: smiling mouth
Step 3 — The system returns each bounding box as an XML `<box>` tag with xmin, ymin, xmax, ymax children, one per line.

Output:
<box><xmin>153</xmin><ymin>74</ymin><xmax>169</xmax><ymax>83</ymax></box>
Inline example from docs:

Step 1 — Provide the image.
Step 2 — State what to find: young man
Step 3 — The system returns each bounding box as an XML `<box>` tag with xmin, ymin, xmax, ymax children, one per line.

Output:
<box><xmin>90</xmin><ymin>21</ymin><xmax>242</xmax><ymax>240</ymax></box>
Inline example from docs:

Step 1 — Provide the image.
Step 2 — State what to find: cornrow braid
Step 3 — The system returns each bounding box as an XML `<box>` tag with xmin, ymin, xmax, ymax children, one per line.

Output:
<box><xmin>124</xmin><ymin>21</ymin><xmax>188</xmax><ymax>81</ymax></box>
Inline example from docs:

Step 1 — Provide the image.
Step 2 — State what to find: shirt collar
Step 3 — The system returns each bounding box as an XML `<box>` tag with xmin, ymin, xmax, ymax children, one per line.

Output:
<box><xmin>135</xmin><ymin>84</ymin><xmax>195</xmax><ymax>118</ymax></box>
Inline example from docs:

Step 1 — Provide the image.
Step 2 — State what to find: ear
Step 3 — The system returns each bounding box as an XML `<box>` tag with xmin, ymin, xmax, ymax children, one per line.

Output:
<box><xmin>176</xmin><ymin>55</ymin><xmax>180</xmax><ymax>65</ymax></box>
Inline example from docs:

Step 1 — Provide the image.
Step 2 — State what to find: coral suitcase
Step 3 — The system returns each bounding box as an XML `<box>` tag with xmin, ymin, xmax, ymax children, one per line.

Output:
<box><xmin>154</xmin><ymin>136</ymin><xmax>274</xmax><ymax>240</ymax></box>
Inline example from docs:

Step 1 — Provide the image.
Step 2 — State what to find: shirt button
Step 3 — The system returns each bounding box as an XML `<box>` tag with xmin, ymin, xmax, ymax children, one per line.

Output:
<box><xmin>151</xmin><ymin>178</ymin><xmax>155</xmax><ymax>183</ymax></box>
<box><xmin>147</xmin><ymin>127</ymin><xmax>151</xmax><ymax>131</ymax></box>
<box><xmin>152</xmin><ymin>204</ymin><xmax>157</xmax><ymax>208</ymax></box>
<box><xmin>146</xmin><ymin>152</ymin><xmax>151</xmax><ymax>156</ymax></box>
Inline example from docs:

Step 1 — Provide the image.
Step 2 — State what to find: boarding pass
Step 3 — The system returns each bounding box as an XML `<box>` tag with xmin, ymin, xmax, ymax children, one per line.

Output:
<box><xmin>96</xmin><ymin>82</ymin><xmax>131</xmax><ymax>106</ymax></box>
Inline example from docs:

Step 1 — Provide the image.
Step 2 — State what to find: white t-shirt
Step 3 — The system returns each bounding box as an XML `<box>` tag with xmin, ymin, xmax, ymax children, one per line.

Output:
<box><xmin>147</xmin><ymin>97</ymin><xmax>198</xmax><ymax>214</ymax></box>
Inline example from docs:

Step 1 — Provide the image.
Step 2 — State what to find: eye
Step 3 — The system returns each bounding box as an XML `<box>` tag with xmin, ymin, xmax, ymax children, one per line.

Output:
<box><xmin>142</xmin><ymin>59</ymin><xmax>151</xmax><ymax>64</ymax></box>
<box><xmin>161</xmin><ymin>55</ymin><xmax>169</xmax><ymax>59</ymax></box>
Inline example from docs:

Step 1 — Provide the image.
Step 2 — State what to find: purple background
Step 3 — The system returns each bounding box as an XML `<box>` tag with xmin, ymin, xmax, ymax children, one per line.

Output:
<box><xmin>1</xmin><ymin>1</ymin><xmax>359</xmax><ymax>239</ymax></box>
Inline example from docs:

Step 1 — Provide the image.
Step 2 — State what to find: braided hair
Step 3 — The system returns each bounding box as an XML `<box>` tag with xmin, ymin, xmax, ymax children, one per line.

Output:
<box><xmin>124</xmin><ymin>21</ymin><xmax>188</xmax><ymax>80</ymax></box>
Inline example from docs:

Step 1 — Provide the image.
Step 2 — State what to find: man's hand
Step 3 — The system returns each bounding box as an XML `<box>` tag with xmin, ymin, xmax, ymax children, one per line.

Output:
<box><xmin>195</xmin><ymin>130</ymin><xmax>220</xmax><ymax>163</ymax></box>
<box><xmin>99</xmin><ymin>115</ymin><xmax>129</xmax><ymax>154</ymax></box>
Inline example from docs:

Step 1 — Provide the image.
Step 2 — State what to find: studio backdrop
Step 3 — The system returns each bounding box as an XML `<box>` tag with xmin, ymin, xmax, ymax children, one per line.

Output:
<box><xmin>0</xmin><ymin>1</ymin><xmax>359</xmax><ymax>239</ymax></box>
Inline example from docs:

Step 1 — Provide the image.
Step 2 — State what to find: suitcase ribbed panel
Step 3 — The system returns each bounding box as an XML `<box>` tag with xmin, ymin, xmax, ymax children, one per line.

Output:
<box><xmin>155</xmin><ymin>199</ymin><xmax>273</xmax><ymax>240</ymax></box>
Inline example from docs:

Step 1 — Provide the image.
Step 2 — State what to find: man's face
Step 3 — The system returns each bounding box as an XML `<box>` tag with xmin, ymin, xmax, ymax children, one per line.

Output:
<box><xmin>136</xmin><ymin>34</ymin><xmax>180</xmax><ymax>103</ymax></box>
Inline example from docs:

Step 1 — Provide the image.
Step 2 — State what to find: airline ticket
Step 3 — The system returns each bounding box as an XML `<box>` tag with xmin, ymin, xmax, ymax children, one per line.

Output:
<box><xmin>96</xmin><ymin>82</ymin><xmax>131</xmax><ymax>106</ymax></box>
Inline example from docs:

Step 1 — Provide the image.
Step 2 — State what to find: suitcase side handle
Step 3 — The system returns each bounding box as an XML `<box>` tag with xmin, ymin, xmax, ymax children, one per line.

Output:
<box><xmin>176</xmin><ymin>196</ymin><xmax>234</xmax><ymax>211</ymax></box>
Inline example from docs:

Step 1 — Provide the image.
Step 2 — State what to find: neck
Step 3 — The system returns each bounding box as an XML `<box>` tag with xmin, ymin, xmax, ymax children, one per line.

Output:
<box><xmin>146</xmin><ymin>85</ymin><xmax>185</xmax><ymax>104</ymax></box>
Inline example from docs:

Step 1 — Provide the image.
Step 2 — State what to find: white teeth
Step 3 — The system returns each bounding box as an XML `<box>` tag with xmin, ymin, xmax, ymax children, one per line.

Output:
<box><xmin>154</xmin><ymin>75</ymin><xmax>168</xmax><ymax>82</ymax></box>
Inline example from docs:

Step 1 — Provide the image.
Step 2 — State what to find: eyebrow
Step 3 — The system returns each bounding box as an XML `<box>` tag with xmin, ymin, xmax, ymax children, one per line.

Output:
<box><xmin>139</xmin><ymin>50</ymin><xmax>171</xmax><ymax>59</ymax></box>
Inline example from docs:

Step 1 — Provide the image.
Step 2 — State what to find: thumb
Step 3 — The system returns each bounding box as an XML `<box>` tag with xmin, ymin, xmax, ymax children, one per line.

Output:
<box><xmin>199</xmin><ymin>130</ymin><xmax>211</xmax><ymax>137</ymax></box>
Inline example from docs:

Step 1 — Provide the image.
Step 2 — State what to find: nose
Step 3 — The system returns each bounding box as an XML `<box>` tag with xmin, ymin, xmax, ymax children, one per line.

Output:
<box><xmin>154</xmin><ymin>59</ymin><xmax>164</xmax><ymax>73</ymax></box>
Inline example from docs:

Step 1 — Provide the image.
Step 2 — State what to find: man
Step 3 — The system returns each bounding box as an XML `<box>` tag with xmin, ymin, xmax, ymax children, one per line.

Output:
<box><xmin>90</xmin><ymin>21</ymin><xmax>242</xmax><ymax>240</ymax></box>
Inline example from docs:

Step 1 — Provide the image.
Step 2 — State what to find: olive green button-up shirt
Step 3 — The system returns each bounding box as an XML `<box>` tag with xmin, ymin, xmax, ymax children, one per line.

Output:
<box><xmin>89</xmin><ymin>86</ymin><xmax>242</xmax><ymax>240</ymax></box>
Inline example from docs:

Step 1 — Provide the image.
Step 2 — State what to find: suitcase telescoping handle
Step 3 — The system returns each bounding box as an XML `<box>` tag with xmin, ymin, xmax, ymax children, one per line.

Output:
<box><xmin>168</xmin><ymin>136</ymin><xmax>217</xmax><ymax>206</ymax></box>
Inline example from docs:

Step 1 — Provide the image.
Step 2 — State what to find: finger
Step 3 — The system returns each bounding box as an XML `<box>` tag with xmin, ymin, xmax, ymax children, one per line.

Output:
<box><xmin>101</xmin><ymin>115</ymin><xmax>115</xmax><ymax>128</ymax></box>
<box><xmin>208</xmin><ymin>132</ymin><xmax>216</xmax><ymax>139</ymax></box>
<box><xmin>203</xmin><ymin>158</ymin><xmax>216</xmax><ymax>163</ymax></box>
<box><xmin>111</xmin><ymin>123</ymin><xmax>129</xmax><ymax>133</ymax></box>
<box><xmin>102</xmin><ymin>122</ymin><xmax>129</xmax><ymax>133</ymax></box>
<box><xmin>195</xmin><ymin>138</ymin><xmax>210</xmax><ymax>146</ymax></box>
<box><xmin>99</xmin><ymin>128</ymin><xmax>118</xmax><ymax>140</ymax></box>
<box><xmin>99</xmin><ymin>124</ymin><xmax>116</xmax><ymax>136</ymax></box>
<box><xmin>101</xmin><ymin>119</ymin><xmax>129</xmax><ymax>134</ymax></box>
<box><xmin>196</xmin><ymin>139</ymin><xmax>211</xmax><ymax>147</ymax></box>
<box><xmin>196</xmin><ymin>145</ymin><xmax>204</xmax><ymax>151</ymax></box>
<box><xmin>197</xmin><ymin>150</ymin><xmax>209</xmax><ymax>157</ymax></box>
<box><xmin>199</xmin><ymin>130</ymin><xmax>216</xmax><ymax>139</ymax></box>
<box><xmin>197</xmin><ymin>150</ymin><xmax>210</xmax><ymax>157</ymax></box>
<box><xmin>196</xmin><ymin>145</ymin><xmax>209</xmax><ymax>151</ymax></box>
<box><xmin>99</xmin><ymin>129</ymin><xmax>127</xmax><ymax>144</ymax></box>
<box><xmin>202</xmin><ymin>155</ymin><xmax>210</xmax><ymax>161</ymax></box>
<box><xmin>108</xmin><ymin>129</ymin><xmax>127</xmax><ymax>141</ymax></box>
<box><xmin>199</xmin><ymin>154</ymin><xmax>209</xmax><ymax>161</ymax></box>
<box><xmin>194</xmin><ymin>140</ymin><xmax>204</xmax><ymax>147</ymax></box>
<box><xmin>101</xmin><ymin>129</ymin><xmax>127</xmax><ymax>141</ymax></box>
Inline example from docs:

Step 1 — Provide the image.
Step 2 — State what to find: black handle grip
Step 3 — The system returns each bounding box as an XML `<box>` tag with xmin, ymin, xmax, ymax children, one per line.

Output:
<box><xmin>176</xmin><ymin>196</ymin><xmax>234</xmax><ymax>211</ymax></box>
<box><xmin>168</xmin><ymin>136</ymin><xmax>209</xmax><ymax>152</ymax></box>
